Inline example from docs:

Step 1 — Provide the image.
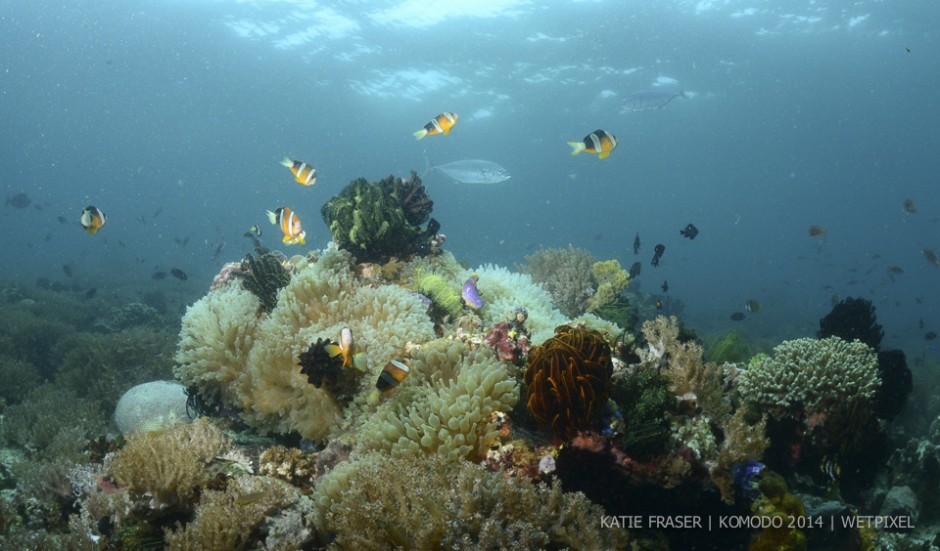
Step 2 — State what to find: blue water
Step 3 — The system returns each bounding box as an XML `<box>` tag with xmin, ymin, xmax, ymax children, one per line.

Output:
<box><xmin>2</xmin><ymin>0</ymin><xmax>937</xmax><ymax>358</ymax></box>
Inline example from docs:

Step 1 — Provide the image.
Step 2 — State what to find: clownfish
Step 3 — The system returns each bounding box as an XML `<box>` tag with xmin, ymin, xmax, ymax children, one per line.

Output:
<box><xmin>367</xmin><ymin>358</ymin><xmax>411</xmax><ymax>405</ymax></box>
<box><xmin>413</xmin><ymin>112</ymin><xmax>458</xmax><ymax>140</ymax></box>
<box><xmin>567</xmin><ymin>129</ymin><xmax>618</xmax><ymax>159</ymax></box>
<box><xmin>280</xmin><ymin>157</ymin><xmax>318</xmax><ymax>187</ymax></box>
<box><xmin>80</xmin><ymin>206</ymin><xmax>106</xmax><ymax>235</ymax></box>
<box><xmin>266</xmin><ymin>207</ymin><xmax>306</xmax><ymax>245</ymax></box>
<box><xmin>323</xmin><ymin>328</ymin><xmax>367</xmax><ymax>371</ymax></box>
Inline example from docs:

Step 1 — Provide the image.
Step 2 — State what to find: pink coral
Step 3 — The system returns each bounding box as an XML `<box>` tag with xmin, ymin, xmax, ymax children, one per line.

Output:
<box><xmin>484</xmin><ymin>321</ymin><xmax>529</xmax><ymax>362</ymax></box>
<box><xmin>210</xmin><ymin>262</ymin><xmax>242</xmax><ymax>291</ymax></box>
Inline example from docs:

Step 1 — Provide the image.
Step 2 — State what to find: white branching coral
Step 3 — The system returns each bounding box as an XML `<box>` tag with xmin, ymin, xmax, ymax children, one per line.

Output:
<box><xmin>736</xmin><ymin>336</ymin><xmax>880</xmax><ymax>417</ymax></box>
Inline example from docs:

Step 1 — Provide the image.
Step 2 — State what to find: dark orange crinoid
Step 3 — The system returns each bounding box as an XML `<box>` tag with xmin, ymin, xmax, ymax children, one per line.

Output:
<box><xmin>524</xmin><ymin>325</ymin><xmax>613</xmax><ymax>437</ymax></box>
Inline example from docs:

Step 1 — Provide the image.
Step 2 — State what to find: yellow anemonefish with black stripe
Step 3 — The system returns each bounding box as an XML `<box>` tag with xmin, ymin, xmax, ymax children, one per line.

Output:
<box><xmin>413</xmin><ymin>112</ymin><xmax>458</xmax><ymax>140</ymax></box>
<box><xmin>568</xmin><ymin>129</ymin><xmax>618</xmax><ymax>159</ymax></box>
<box><xmin>80</xmin><ymin>206</ymin><xmax>106</xmax><ymax>235</ymax></box>
<box><xmin>266</xmin><ymin>207</ymin><xmax>306</xmax><ymax>245</ymax></box>
<box><xmin>323</xmin><ymin>328</ymin><xmax>367</xmax><ymax>371</ymax></box>
<box><xmin>280</xmin><ymin>157</ymin><xmax>318</xmax><ymax>186</ymax></box>
<box><xmin>368</xmin><ymin>358</ymin><xmax>411</xmax><ymax>405</ymax></box>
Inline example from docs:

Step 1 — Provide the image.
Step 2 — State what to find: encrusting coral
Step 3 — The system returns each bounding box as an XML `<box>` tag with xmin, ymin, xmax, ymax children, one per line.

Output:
<box><xmin>311</xmin><ymin>452</ymin><xmax>629</xmax><ymax>550</ymax></box>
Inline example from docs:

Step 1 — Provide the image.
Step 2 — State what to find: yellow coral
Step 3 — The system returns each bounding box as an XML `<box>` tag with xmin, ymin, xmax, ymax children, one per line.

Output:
<box><xmin>110</xmin><ymin>421</ymin><xmax>229</xmax><ymax>509</ymax></box>
<box><xmin>588</xmin><ymin>259</ymin><xmax>630</xmax><ymax>311</ymax></box>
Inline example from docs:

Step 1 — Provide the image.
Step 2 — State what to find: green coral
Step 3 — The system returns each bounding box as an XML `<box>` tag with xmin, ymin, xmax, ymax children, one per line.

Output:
<box><xmin>321</xmin><ymin>175</ymin><xmax>435</xmax><ymax>264</ymax></box>
<box><xmin>588</xmin><ymin>259</ymin><xmax>630</xmax><ymax>312</ymax></box>
<box><xmin>704</xmin><ymin>330</ymin><xmax>754</xmax><ymax>364</ymax></box>
<box><xmin>414</xmin><ymin>272</ymin><xmax>463</xmax><ymax>319</ymax></box>
<box><xmin>238</xmin><ymin>249</ymin><xmax>291</xmax><ymax>313</ymax></box>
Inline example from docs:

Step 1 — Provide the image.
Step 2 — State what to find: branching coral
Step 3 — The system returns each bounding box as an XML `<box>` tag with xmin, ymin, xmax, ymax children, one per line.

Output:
<box><xmin>109</xmin><ymin>420</ymin><xmax>229</xmax><ymax>509</ymax></box>
<box><xmin>521</xmin><ymin>245</ymin><xmax>596</xmax><ymax>317</ymax></box>
<box><xmin>524</xmin><ymin>325</ymin><xmax>613</xmax><ymax>437</ymax></box>
<box><xmin>311</xmin><ymin>452</ymin><xmax>629</xmax><ymax>550</ymax></box>
<box><xmin>736</xmin><ymin>337</ymin><xmax>880</xmax><ymax>419</ymax></box>
<box><xmin>710</xmin><ymin>409</ymin><xmax>770</xmax><ymax>504</ymax></box>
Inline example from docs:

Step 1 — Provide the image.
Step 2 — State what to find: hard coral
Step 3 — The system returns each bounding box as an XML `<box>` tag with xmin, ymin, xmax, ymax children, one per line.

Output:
<box><xmin>524</xmin><ymin>325</ymin><xmax>613</xmax><ymax>437</ymax></box>
<box><xmin>522</xmin><ymin>245</ymin><xmax>596</xmax><ymax>317</ymax></box>
<box><xmin>588</xmin><ymin>259</ymin><xmax>630</xmax><ymax>312</ymax></box>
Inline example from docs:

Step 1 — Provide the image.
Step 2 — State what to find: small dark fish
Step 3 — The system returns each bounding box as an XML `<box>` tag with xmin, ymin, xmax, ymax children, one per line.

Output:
<box><xmin>655</xmin><ymin>298</ymin><xmax>664</xmax><ymax>310</ymax></box>
<box><xmin>820</xmin><ymin>455</ymin><xmax>841</xmax><ymax>482</ymax></box>
<box><xmin>887</xmin><ymin>266</ymin><xmax>904</xmax><ymax>275</ymax></box>
<box><xmin>212</xmin><ymin>241</ymin><xmax>226</xmax><ymax>259</ymax></box>
<box><xmin>922</xmin><ymin>249</ymin><xmax>939</xmax><ymax>268</ymax></box>
<box><xmin>62</xmin><ymin>265</ymin><xmax>73</xmax><ymax>277</ymax></box>
<box><xmin>84</xmin><ymin>287</ymin><xmax>97</xmax><ymax>299</ymax></box>
<box><xmin>926</xmin><ymin>331</ymin><xmax>938</xmax><ymax>341</ymax></box>
<box><xmin>174</xmin><ymin>236</ymin><xmax>190</xmax><ymax>248</ymax></box>
<box><xmin>594</xmin><ymin>232</ymin><xmax>604</xmax><ymax>241</ymax></box>
<box><xmin>56</xmin><ymin>215</ymin><xmax>68</xmax><ymax>225</ymax></box>
<box><xmin>919</xmin><ymin>319</ymin><xmax>925</xmax><ymax>330</ymax></box>
<box><xmin>633</xmin><ymin>233</ymin><xmax>641</xmax><ymax>255</ymax></box>
<box><xmin>426</xmin><ymin>218</ymin><xmax>441</xmax><ymax>236</ymax></box>
<box><xmin>628</xmin><ymin>261</ymin><xmax>641</xmax><ymax>279</ymax></box>
<box><xmin>730</xmin><ymin>312</ymin><xmax>746</xmax><ymax>321</ymax></box>
<box><xmin>44</xmin><ymin>233</ymin><xmax>52</xmax><ymax>242</ymax></box>
<box><xmin>679</xmin><ymin>223</ymin><xmax>699</xmax><ymax>240</ymax></box>
<box><xmin>170</xmin><ymin>268</ymin><xmax>188</xmax><ymax>281</ymax></box>
<box><xmin>152</xmin><ymin>271</ymin><xmax>168</xmax><ymax>280</ymax></box>
<box><xmin>651</xmin><ymin>243</ymin><xmax>665</xmax><ymax>267</ymax></box>
<box><xmin>152</xmin><ymin>205</ymin><xmax>164</xmax><ymax>219</ymax></box>
<box><xmin>661</xmin><ymin>280</ymin><xmax>669</xmax><ymax>293</ymax></box>
<box><xmin>808</xmin><ymin>224</ymin><xmax>827</xmax><ymax>237</ymax></box>
<box><xmin>97</xmin><ymin>516</ymin><xmax>113</xmax><ymax>537</ymax></box>
<box><xmin>6</xmin><ymin>192</ymin><xmax>31</xmax><ymax>209</ymax></box>
<box><xmin>137</xmin><ymin>215</ymin><xmax>147</xmax><ymax>225</ymax></box>
<box><xmin>745</xmin><ymin>299</ymin><xmax>761</xmax><ymax>314</ymax></box>
<box><xmin>903</xmin><ymin>199</ymin><xmax>917</xmax><ymax>214</ymax></box>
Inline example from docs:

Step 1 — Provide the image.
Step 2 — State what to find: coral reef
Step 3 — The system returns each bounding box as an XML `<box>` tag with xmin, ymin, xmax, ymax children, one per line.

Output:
<box><xmin>521</xmin><ymin>245</ymin><xmax>596</xmax><ymax>317</ymax></box>
<box><xmin>257</xmin><ymin>446</ymin><xmax>318</xmax><ymax>489</ymax></box>
<box><xmin>311</xmin><ymin>452</ymin><xmax>629</xmax><ymax>550</ymax></box>
<box><xmin>524</xmin><ymin>325</ymin><xmax>614</xmax><ymax>437</ymax></box>
<box><xmin>414</xmin><ymin>272</ymin><xmax>464</xmax><ymax>319</ymax></box>
<box><xmin>321</xmin><ymin>174</ymin><xmax>437</xmax><ymax>264</ymax></box>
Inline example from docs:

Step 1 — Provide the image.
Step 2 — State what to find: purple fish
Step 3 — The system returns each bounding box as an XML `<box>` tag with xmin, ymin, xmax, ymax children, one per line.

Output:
<box><xmin>462</xmin><ymin>274</ymin><xmax>484</xmax><ymax>309</ymax></box>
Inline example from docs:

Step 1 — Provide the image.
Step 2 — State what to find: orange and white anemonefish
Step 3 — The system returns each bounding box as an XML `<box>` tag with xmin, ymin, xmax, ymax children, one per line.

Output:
<box><xmin>280</xmin><ymin>157</ymin><xmax>318</xmax><ymax>187</ymax></box>
<box><xmin>567</xmin><ymin>129</ymin><xmax>618</xmax><ymax>159</ymax></box>
<box><xmin>80</xmin><ymin>206</ymin><xmax>106</xmax><ymax>235</ymax></box>
<box><xmin>368</xmin><ymin>358</ymin><xmax>411</xmax><ymax>405</ymax></box>
<box><xmin>266</xmin><ymin>207</ymin><xmax>306</xmax><ymax>245</ymax></box>
<box><xmin>413</xmin><ymin>112</ymin><xmax>458</xmax><ymax>140</ymax></box>
<box><xmin>323</xmin><ymin>328</ymin><xmax>367</xmax><ymax>372</ymax></box>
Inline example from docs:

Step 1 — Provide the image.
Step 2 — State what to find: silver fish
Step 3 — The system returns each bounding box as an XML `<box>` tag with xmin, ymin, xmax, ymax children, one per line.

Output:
<box><xmin>431</xmin><ymin>160</ymin><xmax>511</xmax><ymax>184</ymax></box>
<box><xmin>621</xmin><ymin>90</ymin><xmax>687</xmax><ymax>112</ymax></box>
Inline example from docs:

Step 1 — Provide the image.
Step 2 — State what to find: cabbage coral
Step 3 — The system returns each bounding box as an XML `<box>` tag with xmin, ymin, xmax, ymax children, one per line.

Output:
<box><xmin>736</xmin><ymin>336</ymin><xmax>880</xmax><ymax>418</ymax></box>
